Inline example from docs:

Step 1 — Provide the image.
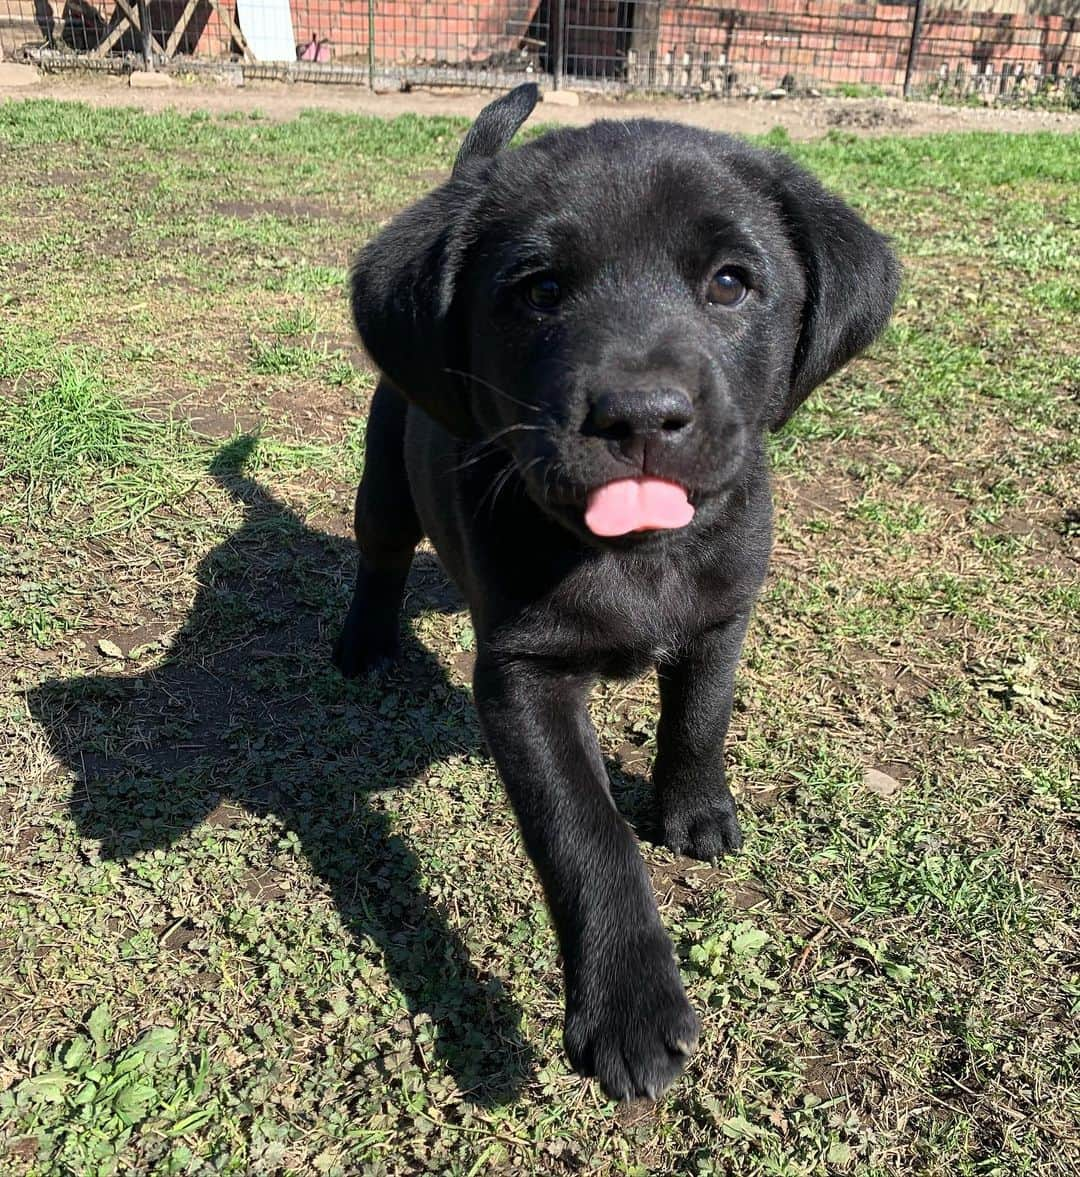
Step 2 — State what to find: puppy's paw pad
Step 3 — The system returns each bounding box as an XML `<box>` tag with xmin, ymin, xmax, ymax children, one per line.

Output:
<box><xmin>332</xmin><ymin>633</ymin><xmax>401</xmax><ymax>679</ymax></box>
<box><xmin>662</xmin><ymin>805</ymin><xmax>743</xmax><ymax>861</ymax></box>
<box><xmin>565</xmin><ymin>944</ymin><xmax>699</xmax><ymax>1102</ymax></box>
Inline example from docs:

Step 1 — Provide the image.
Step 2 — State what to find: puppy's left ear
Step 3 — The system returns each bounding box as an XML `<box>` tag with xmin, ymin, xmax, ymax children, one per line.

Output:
<box><xmin>453</xmin><ymin>82</ymin><xmax>539</xmax><ymax>176</ymax></box>
<box><xmin>769</xmin><ymin>154</ymin><xmax>901</xmax><ymax>431</ymax></box>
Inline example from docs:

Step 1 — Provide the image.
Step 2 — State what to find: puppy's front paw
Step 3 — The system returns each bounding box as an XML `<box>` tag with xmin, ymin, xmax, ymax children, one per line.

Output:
<box><xmin>564</xmin><ymin>935</ymin><xmax>700</xmax><ymax>1102</ymax></box>
<box><xmin>331</xmin><ymin>626</ymin><xmax>400</xmax><ymax>679</ymax></box>
<box><xmin>661</xmin><ymin>795</ymin><xmax>743</xmax><ymax>860</ymax></box>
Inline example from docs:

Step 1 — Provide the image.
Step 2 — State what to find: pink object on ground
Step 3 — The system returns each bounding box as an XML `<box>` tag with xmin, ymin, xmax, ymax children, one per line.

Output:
<box><xmin>584</xmin><ymin>478</ymin><xmax>695</xmax><ymax>537</ymax></box>
<box><xmin>299</xmin><ymin>34</ymin><xmax>331</xmax><ymax>62</ymax></box>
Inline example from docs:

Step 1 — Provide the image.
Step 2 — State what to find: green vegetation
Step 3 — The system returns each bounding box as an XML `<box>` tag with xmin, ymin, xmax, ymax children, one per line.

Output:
<box><xmin>1</xmin><ymin>102</ymin><xmax>1077</xmax><ymax>1175</ymax></box>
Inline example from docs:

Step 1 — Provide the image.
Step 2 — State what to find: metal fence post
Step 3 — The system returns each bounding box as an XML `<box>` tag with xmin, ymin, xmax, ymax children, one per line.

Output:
<box><xmin>903</xmin><ymin>0</ymin><xmax>927</xmax><ymax>97</ymax></box>
<box><xmin>368</xmin><ymin>0</ymin><xmax>376</xmax><ymax>91</ymax></box>
<box><xmin>138</xmin><ymin>0</ymin><xmax>152</xmax><ymax>69</ymax></box>
<box><xmin>553</xmin><ymin>0</ymin><xmax>566</xmax><ymax>90</ymax></box>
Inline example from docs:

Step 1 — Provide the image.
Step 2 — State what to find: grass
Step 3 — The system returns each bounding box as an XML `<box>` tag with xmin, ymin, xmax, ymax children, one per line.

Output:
<box><xmin>0</xmin><ymin>100</ymin><xmax>1077</xmax><ymax>1176</ymax></box>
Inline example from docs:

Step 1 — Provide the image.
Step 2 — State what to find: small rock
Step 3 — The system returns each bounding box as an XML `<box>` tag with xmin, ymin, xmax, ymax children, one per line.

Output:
<box><xmin>0</xmin><ymin>64</ymin><xmax>40</xmax><ymax>88</ymax></box>
<box><xmin>766</xmin><ymin>88</ymin><xmax>788</xmax><ymax>100</ymax></box>
<box><xmin>129</xmin><ymin>71</ymin><xmax>174</xmax><ymax>89</ymax></box>
<box><xmin>863</xmin><ymin>767</ymin><xmax>902</xmax><ymax>799</ymax></box>
<box><xmin>542</xmin><ymin>88</ymin><xmax>580</xmax><ymax>106</ymax></box>
<box><xmin>808</xmin><ymin>88</ymin><xmax>822</xmax><ymax>98</ymax></box>
<box><xmin>203</xmin><ymin>63</ymin><xmax>244</xmax><ymax>87</ymax></box>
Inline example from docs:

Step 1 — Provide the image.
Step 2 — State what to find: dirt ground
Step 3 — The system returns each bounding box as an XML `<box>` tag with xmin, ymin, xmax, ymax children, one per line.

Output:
<box><xmin>1</xmin><ymin>78</ymin><xmax>1077</xmax><ymax>1177</ymax></box>
<box><xmin>5</xmin><ymin>68</ymin><xmax>1080</xmax><ymax>138</ymax></box>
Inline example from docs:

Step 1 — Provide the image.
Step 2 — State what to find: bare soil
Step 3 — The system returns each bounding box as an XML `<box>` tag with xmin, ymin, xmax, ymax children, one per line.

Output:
<box><xmin>7</xmin><ymin>70</ymin><xmax>1080</xmax><ymax>138</ymax></box>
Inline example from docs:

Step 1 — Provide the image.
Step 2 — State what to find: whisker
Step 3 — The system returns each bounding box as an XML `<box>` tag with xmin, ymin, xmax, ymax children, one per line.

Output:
<box><xmin>443</xmin><ymin>367</ymin><xmax>541</xmax><ymax>413</ymax></box>
<box><xmin>448</xmin><ymin>422</ymin><xmax>553</xmax><ymax>474</ymax></box>
<box><xmin>516</xmin><ymin>456</ymin><xmax>546</xmax><ymax>497</ymax></box>
<box><xmin>543</xmin><ymin>461</ymin><xmax>556</xmax><ymax>504</ymax></box>
<box><xmin>546</xmin><ymin>461</ymin><xmax>569</xmax><ymax>505</ymax></box>
<box><xmin>474</xmin><ymin>455</ymin><xmax>515</xmax><ymax>520</ymax></box>
<box><xmin>485</xmin><ymin>462</ymin><xmax>519</xmax><ymax>518</ymax></box>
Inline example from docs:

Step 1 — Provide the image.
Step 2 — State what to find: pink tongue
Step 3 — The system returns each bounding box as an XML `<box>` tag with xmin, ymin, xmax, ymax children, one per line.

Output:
<box><xmin>584</xmin><ymin>478</ymin><xmax>694</xmax><ymax>537</ymax></box>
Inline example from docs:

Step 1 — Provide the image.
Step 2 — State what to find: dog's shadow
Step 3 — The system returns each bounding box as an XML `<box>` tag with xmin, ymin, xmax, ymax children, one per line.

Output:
<box><xmin>26</xmin><ymin>436</ymin><xmax>539</xmax><ymax>1105</ymax></box>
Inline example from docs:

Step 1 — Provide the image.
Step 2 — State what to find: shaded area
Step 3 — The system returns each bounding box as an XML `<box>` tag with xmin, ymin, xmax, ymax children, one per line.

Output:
<box><xmin>27</xmin><ymin>436</ymin><xmax>534</xmax><ymax>1106</ymax></box>
<box><xmin>29</xmin><ymin>0</ymin><xmax>211</xmax><ymax>53</ymax></box>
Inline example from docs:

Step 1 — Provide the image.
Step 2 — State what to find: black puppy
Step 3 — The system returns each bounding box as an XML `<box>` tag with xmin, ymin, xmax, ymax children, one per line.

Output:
<box><xmin>336</xmin><ymin>84</ymin><xmax>899</xmax><ymax>1101</ymax></box>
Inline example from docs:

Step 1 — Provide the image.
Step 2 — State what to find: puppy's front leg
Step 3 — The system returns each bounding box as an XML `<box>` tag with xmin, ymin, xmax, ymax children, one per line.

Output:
<box><xmin>654</xmin><ymin>615</ymin><xmax>751</xmax><ymax>861</ymax></box>
<box><xmin>474</xmin><ymin>654</ymin><xmax>699</xmax><ymax>1101</ymax></box>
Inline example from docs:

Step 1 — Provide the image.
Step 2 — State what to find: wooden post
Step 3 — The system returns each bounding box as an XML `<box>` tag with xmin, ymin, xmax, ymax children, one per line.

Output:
<box><xmin>138</xmin><ymin>0</ymin><xmax>152</xmax><ymax>68</ymax></box>
<box><xmin>368</xmin><ymin>0</ymin><xmax>376</xmax><ymax>90</ymax></box>
<box><xmin>629</xmin><ymin>0</ymin><xmax>662</xmax><ymax>77</ymax></box>
<box><xmin>553</xmin><ymin>0</ymin><xmax>566</xmax><ymax>89</ymax></box>
<box><xmin>902</xmin><ymin>0</ymin><xmax>926</xmax><ymax>97</ymax></box>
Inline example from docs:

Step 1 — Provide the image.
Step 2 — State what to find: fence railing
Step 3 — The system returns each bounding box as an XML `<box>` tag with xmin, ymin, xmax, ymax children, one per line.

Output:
<box><xmin>2</xmin><ymin>0</ymin><xmax>1077</xmax><ymax>104</ymax></box>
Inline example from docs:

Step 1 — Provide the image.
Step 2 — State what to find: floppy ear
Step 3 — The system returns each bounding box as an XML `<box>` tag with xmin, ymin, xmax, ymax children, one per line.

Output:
<box><xmin>453</xmin><ymin>82</ymin><xmax>539</xmax><ymax>177</ymax></box>
<box><xmin>768</xmin><ymin>154</ymin><xmax>901</xmax><ymax>431</ymax></box>
<box><xmin>349</xmin><ymin>84</ymin><xmax>539</xmax><ymax>438</ymax></box>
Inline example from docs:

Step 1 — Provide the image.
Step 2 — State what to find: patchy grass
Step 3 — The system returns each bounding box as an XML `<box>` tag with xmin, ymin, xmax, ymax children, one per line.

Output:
<box><xmin>1</xmin><ymin>102</ymin><xmax>1077</xmax><ymax>1176</ymax></box>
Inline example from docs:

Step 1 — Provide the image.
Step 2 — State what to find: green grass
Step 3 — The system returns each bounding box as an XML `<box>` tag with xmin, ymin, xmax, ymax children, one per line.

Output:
<box><xmin>1</xmin><ymin>102</ymin><xmax>1077</xmax><ymax>1176</ymax></box>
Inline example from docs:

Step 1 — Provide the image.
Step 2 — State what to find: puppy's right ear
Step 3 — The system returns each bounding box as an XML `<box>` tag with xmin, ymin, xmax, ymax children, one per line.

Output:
<box><xmin>350</xmin><ymin>84</ymin><xmax>538</xmax><ymax>439</ymax></box>
<box><xmin>350</xmin><ymin>188</ymin><xmax>473</xmax><ymax>437</ymax></box>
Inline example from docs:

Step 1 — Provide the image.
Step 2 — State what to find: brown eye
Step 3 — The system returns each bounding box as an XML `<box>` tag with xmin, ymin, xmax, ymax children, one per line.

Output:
<box><xmin>525</xmin><ymin>276</ymin><xmax>561</xmax><ymax>311</ymax></box>
<box><xmin>707</xmin><ymin>268</ymin><xmax>748</xmax><ymax>307</ymax></box>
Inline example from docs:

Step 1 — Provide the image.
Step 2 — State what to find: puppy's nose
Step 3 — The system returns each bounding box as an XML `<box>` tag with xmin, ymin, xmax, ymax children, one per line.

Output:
<box><xmin>589</xmin><ymin>387</ymin><xmax>695</xmax><ymax>442</ymax></box>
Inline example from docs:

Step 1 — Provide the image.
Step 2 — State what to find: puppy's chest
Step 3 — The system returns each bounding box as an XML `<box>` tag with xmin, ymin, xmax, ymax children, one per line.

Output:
<box><xmin>533</xmin><ymin>557</ymin><xmax>720</xmax><ymax>673</ymax></box>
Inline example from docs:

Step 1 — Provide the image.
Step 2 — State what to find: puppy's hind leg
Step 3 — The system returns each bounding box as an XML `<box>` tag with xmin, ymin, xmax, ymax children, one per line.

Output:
<box><xmin>333</xmin><ymin>382</ymin><xmax>422</xmax><ymax>678</ymax></box>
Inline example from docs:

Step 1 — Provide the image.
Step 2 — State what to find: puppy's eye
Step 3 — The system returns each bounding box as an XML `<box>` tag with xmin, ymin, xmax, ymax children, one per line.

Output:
<box><xmin>707</xmin><ymin>268</ymin><xmax>748</xmax><ymax>307</ymax></box>
<box><xmin>525</xmin><ymin>276</ymin><xmax>562</xmax><ymax>311</ymax></box>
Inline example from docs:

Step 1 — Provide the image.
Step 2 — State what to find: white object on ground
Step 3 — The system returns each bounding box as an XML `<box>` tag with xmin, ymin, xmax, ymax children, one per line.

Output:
<box><xmin>236</xmin><ymin>0</ymin><xmax>297</xmax><ymax>62</ymax></box>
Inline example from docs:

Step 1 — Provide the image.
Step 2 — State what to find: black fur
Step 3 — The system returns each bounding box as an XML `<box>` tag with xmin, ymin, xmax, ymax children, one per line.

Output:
<box><xmin>336</xmin><ymin>86</ymin><xmax>900</xmax><ymax>1101</ymax></box>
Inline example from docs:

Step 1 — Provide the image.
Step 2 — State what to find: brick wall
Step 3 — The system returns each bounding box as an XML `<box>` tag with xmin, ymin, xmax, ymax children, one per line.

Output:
<box><xmin>283</xmin><ymin>0</ymin><xmax>544</xmax><ymax>65</ymax></box>
<box><xmin>649</xmin><ymin>1</ymin><xmax>1076</xmax><ymax>93</ymax></box>
<box><xmin>919</xmin><ymin>5</ymin><xmax>1075</xmax><ymax>83</ymax></box>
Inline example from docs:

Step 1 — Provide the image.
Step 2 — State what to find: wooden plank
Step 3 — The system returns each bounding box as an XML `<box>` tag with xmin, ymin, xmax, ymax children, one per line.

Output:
<box><xmin>113</xmin><ymin>0</ymin><xmax>167</xmax><ymax>55</ymax></box>
<box><xmin>209</xmin><ymin>0</ymin><xmax>255</xmax><ymax>63</ymax></box>
<box><xmin>90</xmin><ymin>15</ymin><xmax>133</xmax><ymax>57</ymax></box>
<box><xmin>165</xmin><ymin>0</ymin><xmax>200</xmax><ymax>58</ymax></box>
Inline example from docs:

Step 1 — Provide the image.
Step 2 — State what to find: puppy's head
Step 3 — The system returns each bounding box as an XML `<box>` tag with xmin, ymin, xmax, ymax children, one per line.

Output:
<box><xmin>352</xmin><ymin>86</ymin><xmax>900</xmax><ymax>545</ymax></box>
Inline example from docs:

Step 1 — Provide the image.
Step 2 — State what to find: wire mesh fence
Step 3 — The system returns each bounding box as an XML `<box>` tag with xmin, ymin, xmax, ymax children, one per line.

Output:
<box><xmin>2</xmin><ymin>0</ymin><xmax>1077</xmax><ymax>104</ymax></box>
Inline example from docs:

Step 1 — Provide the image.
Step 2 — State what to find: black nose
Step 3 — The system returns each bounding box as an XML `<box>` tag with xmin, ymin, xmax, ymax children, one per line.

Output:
<box><xmin>589</xmin><ymin>387</ymin><xmax>695</xmax><ymax>442</ymax></box>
